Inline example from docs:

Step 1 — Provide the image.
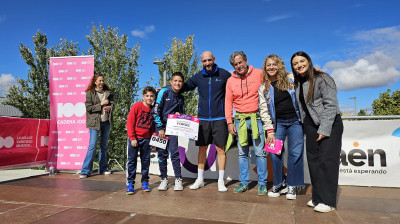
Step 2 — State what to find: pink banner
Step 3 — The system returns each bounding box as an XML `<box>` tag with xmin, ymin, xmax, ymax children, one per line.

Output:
<box><xmin>0</xmin><ymin>117</ymin><xmax>49</xmax><ymax>169</ymax></box>
<box><xmin>47</xmin><ymin>56</ymin><xmax>94</xmax><ymax>169</ymax></box>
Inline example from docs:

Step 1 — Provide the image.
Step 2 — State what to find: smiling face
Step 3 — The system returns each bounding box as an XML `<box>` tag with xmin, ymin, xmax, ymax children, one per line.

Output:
<box><xmin>232</xmin><ymin>55</ymin><xmax>248</xmax><ymax>76</ymax></box>
<box><xmin>201</xmin><ymin>51</ymin><xmax>216</xmax><ymax>73</ymax></box>
<box><xmin>291</xmin><ymin>56</ymin><xmax>309</xmax><ymax>77</ymax></box>
<box><xmin>142</xmin><ymin>91</ymin><xmax>155</xmax><ymax>107</ymax></box>
<box><xmin>265</xmin><ymin>58</ymin><xmax>279</xmax><ymax>81</ymax></box>
<box><xmin>170</xmin><ymin>75</ymin><xmax>184</xmax><ymax>93</ymax></box>
<box><xmin>95</xmin><ymin>76</ymin><xmax>105</xmax><ymax>89</ymax></box>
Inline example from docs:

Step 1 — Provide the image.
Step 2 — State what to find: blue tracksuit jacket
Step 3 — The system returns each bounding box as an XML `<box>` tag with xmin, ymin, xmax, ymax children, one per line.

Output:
<box><xmin>152</xmin><ymin>85</ymin><xmax>184</xmax><ymax>130</ymax></box>
<box><xmin>181</xmin><ymin>64</ymin><xmax>231</xmax><ymax>121</ymax></box>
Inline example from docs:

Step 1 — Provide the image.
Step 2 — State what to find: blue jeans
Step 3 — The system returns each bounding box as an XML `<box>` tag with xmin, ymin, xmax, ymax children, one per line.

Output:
<box><xmin>81</xmin><ymin>121</ymin><xmax>111</xmax><ymax>175</ymax></box>
<box><xmin>271</xmin><ymin>117</ymin><xmax>304</xmax><ymax>187</ymax></box>
<box><xmin>126</xmin><ymin>138</ymin><xmax>151</xmax><ymax>185</ymax></box>
<box><xmin>235</xmin><ymin>119</ymin><xmax>267</xmax><ymax>186</ymax></box>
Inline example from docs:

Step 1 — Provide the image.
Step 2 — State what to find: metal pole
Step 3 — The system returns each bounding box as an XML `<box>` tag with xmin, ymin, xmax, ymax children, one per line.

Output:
<box><xmin>163</xmin><ymin>63</ymin><xmax>167</xmax><ymax>87</ymax></box>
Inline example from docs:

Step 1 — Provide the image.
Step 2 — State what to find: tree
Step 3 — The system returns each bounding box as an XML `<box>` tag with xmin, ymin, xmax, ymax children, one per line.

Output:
<box><xmin>86</xmin><ymin>24</ymin><xmax>141</xmax><ymax>168</ymax></box>
<box><xmin>372</xmin><ymin>89</ymin><xmax>400</xmax><ymax>115</ymax></box>
<box><xmin>358</xmin><ymin>109</ymin><xmax>367</xmax><ymax>116</ymax></box>
<box><xmin>155</xmin><ymin>35</ymin><xmax>201</xmax><ymax>116</ymax></box>
<box><xmin>5</xmin><ymin>30</ymin><xmax>79</xmax><ymax>119</ymax></box>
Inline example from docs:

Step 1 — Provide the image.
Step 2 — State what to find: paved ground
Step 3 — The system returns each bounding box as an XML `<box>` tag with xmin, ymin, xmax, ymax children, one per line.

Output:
<box><xmin>0</xmin><ymin>171</ymin><xmax>399</xmax><ymax>224</ymax></box>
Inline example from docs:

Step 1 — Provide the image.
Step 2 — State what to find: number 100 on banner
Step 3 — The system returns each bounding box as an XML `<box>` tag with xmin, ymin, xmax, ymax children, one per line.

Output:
<box><xmin>165</xmin><ymin>114</ymin><xmax>199</xmax><ymax>140</ymax></box>
<box><xmin>149</xmin><ymin>133</ymin><xmax>169</xmax><ymax>149</ymax></box>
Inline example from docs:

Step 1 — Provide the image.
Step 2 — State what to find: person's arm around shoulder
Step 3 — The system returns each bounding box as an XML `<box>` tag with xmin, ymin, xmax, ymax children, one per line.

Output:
<box><xmin>258</xmin><ymin>85</ymin><xmax>275</xmax><ymax>145</ymax></box>
<box><xmin>317</xmin><ymin>73</ymin><xmax>339</xmax><ymax>140</ymax></box>
<box><xmin>153</xmin><ymin>88</ymin><xmax>166</xmax><ymax>138</ymax></box>
<box><xmin>225</xmin><ymin>79</ymin><xmax>236</xmax><ymax>135</ymax></box>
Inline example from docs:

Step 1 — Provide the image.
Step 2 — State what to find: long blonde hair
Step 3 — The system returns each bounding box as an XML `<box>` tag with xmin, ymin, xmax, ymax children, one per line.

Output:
<box><xmin>261</xmin><ymin>54</ymin><xmax>289</xmax><ymax>93</ymax></box>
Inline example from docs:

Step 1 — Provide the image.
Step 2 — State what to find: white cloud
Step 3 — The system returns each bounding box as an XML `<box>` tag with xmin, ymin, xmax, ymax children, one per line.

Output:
<box><xmin>324</xmin><ymin>26</ymin><xmax>400</xmax><ymax>91</ymax></box>
<box><xmin>266</xmin><ymin>14</ymin><xmax>292</xmax><ymax>22</ymax></box>
<box><xmin>131</xmin><ymin>25</ymin><xmax>155</xmax><ymax>38</ymax></box>
<box><xmin>0</xmin><ymin>74</ymin><xmax>16</xmax><ymax>96</ymax></box>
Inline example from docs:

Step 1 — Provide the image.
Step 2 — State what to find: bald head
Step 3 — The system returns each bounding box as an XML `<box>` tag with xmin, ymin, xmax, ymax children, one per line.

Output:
<box><xmin>201</xmin><ymin>51</ymin><xmax>216</xmax><ymax>73</ymax></box>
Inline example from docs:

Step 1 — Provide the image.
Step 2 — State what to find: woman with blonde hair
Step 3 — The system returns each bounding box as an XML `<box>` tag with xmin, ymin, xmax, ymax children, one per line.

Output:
<box><xmin>80</xmin><ymin>73</ymin><xmax>114</xmax><ymax>178</ymax></box>
<box><xmin>258</xmin><ymin>54</ymin><xmax>304</xmax><ymax>199</ymax></box>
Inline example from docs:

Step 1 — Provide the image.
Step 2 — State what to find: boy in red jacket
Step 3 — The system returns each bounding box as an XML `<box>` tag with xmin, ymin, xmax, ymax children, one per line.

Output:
<box><xmin>126</xmin><ymin>86</ymin><xmax>156</xmax><ymax>194</ymax></box>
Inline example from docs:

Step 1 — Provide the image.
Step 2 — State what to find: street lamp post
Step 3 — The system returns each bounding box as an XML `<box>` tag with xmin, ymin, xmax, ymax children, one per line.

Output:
<box><xmin>153</xmin><ymin>60</ymin><xmax>167</xmax><ymax>87</ymax></box>
<box><xmin>349</xmin><ymin>97</ymin><xmax>357</xmax><ymax>115</ymax></box>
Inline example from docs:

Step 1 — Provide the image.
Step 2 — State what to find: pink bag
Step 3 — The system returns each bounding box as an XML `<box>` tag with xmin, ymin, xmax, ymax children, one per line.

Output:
<box><xmin>265</xmin><ymin>139</ymin><xmax>283</xmax><ymax>155</ymax></box>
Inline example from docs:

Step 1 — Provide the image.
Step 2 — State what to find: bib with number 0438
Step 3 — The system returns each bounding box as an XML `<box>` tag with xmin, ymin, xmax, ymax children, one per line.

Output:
<box><xmin>149</xmin><ymin>133</ymin><xmax>169</xmax><ymax>149</ymax></box>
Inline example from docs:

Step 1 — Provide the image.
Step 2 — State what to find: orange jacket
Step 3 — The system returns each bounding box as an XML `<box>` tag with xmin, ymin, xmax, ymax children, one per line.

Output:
<box><xmin>225</xmin><ymin>65</ymin><xmax>263</xmax><ymax>123</ymax></box>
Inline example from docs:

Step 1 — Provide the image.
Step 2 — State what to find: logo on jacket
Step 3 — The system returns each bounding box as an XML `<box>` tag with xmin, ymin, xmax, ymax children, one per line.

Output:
<box><xmin>215</xmin><ymin>79</ymin><xmax>222</xmax><ymax>82</ymax></box>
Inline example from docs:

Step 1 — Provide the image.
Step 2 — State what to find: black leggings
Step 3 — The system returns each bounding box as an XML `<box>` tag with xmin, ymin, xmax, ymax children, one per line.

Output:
<box><xmin>304</xmin><ymin>115</ymin><xmax>343</xmax><ymax>207</ymax></box>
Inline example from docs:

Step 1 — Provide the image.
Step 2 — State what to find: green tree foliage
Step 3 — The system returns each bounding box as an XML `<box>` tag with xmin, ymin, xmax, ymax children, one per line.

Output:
<box><xmin>357</xmin><ymin>109</ymin><xmax>367</xmax><ymax>116</ymax></box>
<box><xmin>5</xmin><ymin>30</ymin><xmax>78</xmax><ymax>118</ymax></box>
<box><xmin>372</xmin><ymin>89</ymin><xmax>400</xmax><ymax>115</ymax></box>
<box><xmin>155</xmin><ymin>35</ymin><xmax>201</xmax><ymax>116</ymax></box>
<box><xmin>86</xmin><ymin>24</ymin><xmax>141</xmax><ymax>168</ymax></box>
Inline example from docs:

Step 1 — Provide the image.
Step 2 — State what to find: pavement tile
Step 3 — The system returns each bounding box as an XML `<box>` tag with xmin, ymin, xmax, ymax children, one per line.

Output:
<box><xmin>0</xmin><ymin>204</ymin><xmax>68</xmax><ymax>224</ymax></box>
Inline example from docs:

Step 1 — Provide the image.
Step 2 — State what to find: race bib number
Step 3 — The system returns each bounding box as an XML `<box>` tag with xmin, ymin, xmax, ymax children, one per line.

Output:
<box><xmin>149</xmin><ymin>133</ymin><xmax>169</xmax><ymax>149</ymax></box>
<box><xmin>165</xmin><ymin>114</ymin><xmax>199</xmax><ymax>140</ymax></box>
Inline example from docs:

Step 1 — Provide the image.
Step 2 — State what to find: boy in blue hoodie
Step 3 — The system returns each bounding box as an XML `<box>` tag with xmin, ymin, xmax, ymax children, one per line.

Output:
<box><xmin>152</xmin><ymin>72</ymin><xmax>185</xmax><ymax>191</ymax></box>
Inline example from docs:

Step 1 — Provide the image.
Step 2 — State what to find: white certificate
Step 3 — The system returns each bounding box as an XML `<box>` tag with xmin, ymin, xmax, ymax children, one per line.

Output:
<box><xmin>165</xmin><ymin>114</ymin><xmax>199</xmax><ymax>140</ymax></box>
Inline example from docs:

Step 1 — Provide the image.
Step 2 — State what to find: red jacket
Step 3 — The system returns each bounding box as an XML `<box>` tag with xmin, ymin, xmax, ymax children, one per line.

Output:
<box><xmin>126</xmin><ymin>102</ymin><xmax>154</xmax><ymax>140</ymax></box>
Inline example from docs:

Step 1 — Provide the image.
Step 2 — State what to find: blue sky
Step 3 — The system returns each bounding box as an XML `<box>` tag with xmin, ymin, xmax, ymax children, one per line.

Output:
<box><xmin>0</xmin><ymin>0</ymin><xmax>399</xmax><ymax>114</ymax></box>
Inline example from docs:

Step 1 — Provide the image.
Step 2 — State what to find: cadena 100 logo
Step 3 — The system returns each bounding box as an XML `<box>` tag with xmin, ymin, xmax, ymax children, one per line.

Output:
<box><xmin>0</xmin><ymin>136</ymin><xmax>14</xmax><ymax>148</ymax></box>
<box><xmin>57</xmin><ymin>103</ymin><xmax>86</xmax><ymax>118</ymax></box>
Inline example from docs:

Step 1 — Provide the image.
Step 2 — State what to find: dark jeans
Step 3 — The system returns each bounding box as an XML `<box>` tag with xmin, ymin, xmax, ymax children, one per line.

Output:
<box><xmin>304</xmin><ymin>115</ymin><xmax>343</xmax><ymax>207</ymax></box>
<box><xmin>126</xmin><ymin>138</ymin><xmax>151</xmax><ymax>185</ymax></box>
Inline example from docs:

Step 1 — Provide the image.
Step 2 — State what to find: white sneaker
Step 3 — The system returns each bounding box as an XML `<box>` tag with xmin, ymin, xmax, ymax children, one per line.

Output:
<box><xmin>174</xmin><ymin>178</ymin><xmax>184</xmax><ymax>191</ymax></box>
<box><xmin>307</xmin><ymin>199</ymin><xmax>315</xmax><ymax>207</ymax></box>
<box><xmin>314</xmin><ymin>203</ymin><xmax>336</xmax><ymax>213</ymax></box>
<box><xmin>189</xmin><ymin>178</ymin><xmax>204</xmax><ymax>190</ymax></box>
<box><xmin>218</xmin><ymin>180</ymin><xmax>228</xmax><ymax>192</ymax></box>
<box><xmin>267</xmin><ymin>183</ymin><xmax>288</xmax><ymax>197</ymax></box>
<box><xmin>158</xmin><ymin>178</ymin><xmax>168</xmax><ymax>191</ymax></box>
<box><xmin>79</xmin><ymin>174</ymin><xmax>88</xmax><ymax>179</ymax></box>
<box><xmin>103</xmin><ymin>171</ymin><xmax>112</xmax><ymax>175</ymax></box>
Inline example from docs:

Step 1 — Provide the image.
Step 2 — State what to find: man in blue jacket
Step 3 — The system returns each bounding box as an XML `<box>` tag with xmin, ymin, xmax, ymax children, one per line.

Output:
<box><xmin>181</xmin><ymin>51</ymin><xmax>231</xmax><ymax>192</ymax></box>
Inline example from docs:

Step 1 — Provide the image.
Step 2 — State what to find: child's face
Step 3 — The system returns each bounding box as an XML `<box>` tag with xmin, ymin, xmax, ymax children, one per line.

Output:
<box><xmin>142</xmin><ymin>91</ymin><xmax>155</xmax><ymax>107</ymax></box>
<box><xmin>170</xmin><ymin>75</ymin><xmax>183</xmax><ymax>93</ymax></box>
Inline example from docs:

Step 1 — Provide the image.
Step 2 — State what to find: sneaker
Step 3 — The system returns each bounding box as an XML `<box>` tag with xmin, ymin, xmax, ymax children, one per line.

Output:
<box><xmin>257</xmin><ymin>185</ymin><xmax>267</xmax><ymax>195</ymax></box>
<box><xmin>102</xmin><ymin>170</ymin><xmax>112</xmax><ymax>175</ymax></box>
<box><xmin>142</xmin><ymin>182</ymin><xmax>151</xmax><ymax>192</ymax></box>
<box><xmin>286</xmin><ymin>186</ymin><xmax>296</xmax><ymax>200</ymax></box>
<box><xmin>233</xmin><ymin>183</ymin><xmax>248</xmax><ymax>193</ymax></box>
<box><xmin>218</xmin><ymin>180</ymin><xmax>228</xmax><ymax>192</ymax></box>
<box><xmin>307</xmin><ymin>199</ymin><xmax>315</xmax><ymax>207</ymax></box>
<box><xmin>174</xmin><ymin>178</ymin><xmax>184</xmax><ymax>191</ymax></box>
<box><xmin>267</xmin><ymin>183</ymin><xmax>288</xmax><ymax>197</ymax></box>
<box><xmin>314</xmin><ymin>203</ymin><xmax>336</xmax><ymax>213</ymax></box>
<box><xmin>189</xmin><ymin>178</ymin><xmax>204</xmax><ymax>190</ymax></box>
<box><xmin>158</xmin><ymin>178</ymin><xmax>168</xmax><ymax>191</ymax></box>
<box><xmin>126</xmin><ymin>183</ymin><xmax>134</xmax><ymax>195</ymax></box>
<box><xmin>79</xmin><ymin>174</ymin><xmax>88</xmax><ymax>179</ymax></box>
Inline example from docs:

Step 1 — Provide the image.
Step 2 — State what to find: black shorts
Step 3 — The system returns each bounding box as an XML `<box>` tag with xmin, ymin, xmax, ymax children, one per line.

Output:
<box><xmin>196</xmin><ymin>119</ymin><xmax>228</xmax><ymax>147</ymax></box>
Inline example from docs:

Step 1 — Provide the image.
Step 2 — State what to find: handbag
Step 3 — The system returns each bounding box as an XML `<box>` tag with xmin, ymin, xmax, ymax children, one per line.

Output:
<box><xmin>265</xmin><ymin>139</ymin><xmax>283</xmax><ymax>155</ymax></box>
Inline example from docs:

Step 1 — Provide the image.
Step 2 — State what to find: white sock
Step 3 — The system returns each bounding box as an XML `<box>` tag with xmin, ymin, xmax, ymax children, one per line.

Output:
<box><xmin>218</xmin><ymin>170</ymin><xmax>225</xmax><ymax>182</ymax></box>
<box><xmin>198</xmin><ymin>169</ymin><xmax>204</xmax><ymax>180</ymax></box>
